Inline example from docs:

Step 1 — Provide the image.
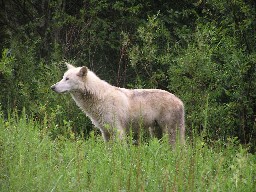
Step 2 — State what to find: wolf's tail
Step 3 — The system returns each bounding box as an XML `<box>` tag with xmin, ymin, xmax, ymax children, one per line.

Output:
<box><xmin>179</xmin><ymin>105</ymin><xmax>186</xmax><ymax>145</ymax></box>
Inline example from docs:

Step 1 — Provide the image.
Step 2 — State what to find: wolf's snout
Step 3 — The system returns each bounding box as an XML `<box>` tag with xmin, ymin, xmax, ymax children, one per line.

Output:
<box><xmin>51</xmin><ymin>85</ymin><xmax>56</xmax><ymax>91</ymax></box>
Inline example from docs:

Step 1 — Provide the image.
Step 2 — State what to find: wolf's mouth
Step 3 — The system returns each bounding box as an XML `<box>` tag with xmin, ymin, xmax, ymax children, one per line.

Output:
<box><xmin>51</xmin><ymin>85</ymin><xmax>67</xmax><ymax>93</ymax></box>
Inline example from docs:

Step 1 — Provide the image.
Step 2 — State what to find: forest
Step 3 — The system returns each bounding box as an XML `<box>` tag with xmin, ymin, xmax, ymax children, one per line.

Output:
<box><xmin>1</xmin><ymin>0</ymin><xmax>255</xmax><ymax>149</ymax></box>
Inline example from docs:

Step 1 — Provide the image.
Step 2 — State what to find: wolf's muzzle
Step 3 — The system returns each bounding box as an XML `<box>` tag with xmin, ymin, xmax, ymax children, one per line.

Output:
<box><xmin>51</xmin><ymin>85</ymin><xmax>56</xmax><ymax>91</ymax></box>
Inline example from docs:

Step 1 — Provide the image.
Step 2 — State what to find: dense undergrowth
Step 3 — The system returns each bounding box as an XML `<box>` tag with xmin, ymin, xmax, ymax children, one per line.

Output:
<box><xmin>0</xmin><ymin>111</ymin><xmax>255</xmax><ymax>192</ymax></box>
<box><xmin>1</xmin><ymin>1</ymin><xmax>256</xmax><ymax>149</ymax></box>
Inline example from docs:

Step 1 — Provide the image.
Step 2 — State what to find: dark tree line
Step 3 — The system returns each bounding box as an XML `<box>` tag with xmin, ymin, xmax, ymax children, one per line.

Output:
<box><xmin>0</xmin><ymin>0</ymin><xmax>255</xmax><ymax>151</ymax></box>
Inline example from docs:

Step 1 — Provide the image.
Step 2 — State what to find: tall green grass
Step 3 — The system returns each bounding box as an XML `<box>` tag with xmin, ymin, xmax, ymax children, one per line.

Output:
<box><xmin>0</xmin><ymin>111</ymin><xmax>255</xmax><ymax>192</ymax></box>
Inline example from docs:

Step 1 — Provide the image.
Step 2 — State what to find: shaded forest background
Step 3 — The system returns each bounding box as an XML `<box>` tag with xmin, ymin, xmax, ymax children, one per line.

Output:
<box><xmin>0</xmin><ymin>0</ymin><xmax>255</xmax><ymax>150</ymax></box>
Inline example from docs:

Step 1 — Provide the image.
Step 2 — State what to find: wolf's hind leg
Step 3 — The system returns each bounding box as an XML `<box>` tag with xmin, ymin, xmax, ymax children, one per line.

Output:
<box><xmin>100</xmin><ymin>129</ymin><xmax>111</xmax><ymax>142</ymax></box>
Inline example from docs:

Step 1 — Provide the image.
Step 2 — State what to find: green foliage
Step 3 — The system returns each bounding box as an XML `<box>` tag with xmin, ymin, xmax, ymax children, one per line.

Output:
<box><xmin>0</xmin><ymin>49</ymin><xmax>14</xmax><ymax>76</ymax></box>
<box><xmin>124</xmin><ymin>3</ymin><xmax>256</xmax><ymax>149</ymax></box>
<box><xmin>168</xmin><ymin>12</ymin><xmax>256</xmax><ymax>148</ymax></box>
<box><xmin>0</xmin><ymin>47</ymin><xmax>91</xmax><ymax>138</ymax></box>
<box><xmin>0</xmin><ymin>112</ymin><xmax>255</xmax><ymax>191</ymax></box>
<box><xmin>128</xmin><ymin>12</ymin><xmax>172</xmax><ymax>88</ymax></box>
<box><xmin>0</xmin><ymin>0</ymin><xmax>255</xmax><ymax>148</ymax></box>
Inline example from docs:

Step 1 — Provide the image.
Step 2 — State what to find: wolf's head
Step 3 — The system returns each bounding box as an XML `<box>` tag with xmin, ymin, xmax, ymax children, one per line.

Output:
<box><xmin>51</xmin><ymin>63</ymin><xmax>88</xmax><ymax>93</ymax></box>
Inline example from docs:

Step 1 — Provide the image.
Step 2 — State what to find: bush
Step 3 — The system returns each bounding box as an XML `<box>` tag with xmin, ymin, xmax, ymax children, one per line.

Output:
<box><xmin>0</xmin><ymin>1</ymin><xmax>255</xmax><ymax>149</ymax></box>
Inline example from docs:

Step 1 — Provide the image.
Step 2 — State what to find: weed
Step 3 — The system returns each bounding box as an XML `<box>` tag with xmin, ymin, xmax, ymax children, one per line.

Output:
<box><xmin>0</xmin><ymin>112</ymin><xmax>255</xmax><ymax>191</ymax></box>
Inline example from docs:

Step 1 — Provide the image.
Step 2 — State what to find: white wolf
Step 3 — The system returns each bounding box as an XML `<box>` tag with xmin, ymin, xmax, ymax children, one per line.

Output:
<box><xmin>51</xmin><ymin>63</ymin><xmax>185</xmax><ymax>146</ymax></box>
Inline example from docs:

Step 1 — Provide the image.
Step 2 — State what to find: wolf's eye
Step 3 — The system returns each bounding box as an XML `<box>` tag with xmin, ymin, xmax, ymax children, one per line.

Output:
<box><xmin>65</xmin><ymin>77</ymin><xmax>69</xmax><ymax>81</ymax></box>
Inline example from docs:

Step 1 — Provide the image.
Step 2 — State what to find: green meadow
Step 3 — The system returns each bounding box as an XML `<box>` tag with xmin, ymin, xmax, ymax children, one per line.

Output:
<box><xmin>0</xmin><ymin>111</ymin><xmax>255</xmax><ymax>192</ymax></box>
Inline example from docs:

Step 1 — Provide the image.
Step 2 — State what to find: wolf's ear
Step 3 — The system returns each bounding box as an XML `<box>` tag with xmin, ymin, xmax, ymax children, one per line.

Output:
<box><xmin>77</xmin><ymin>66</ymin><xmax>88</xmax><ymax>77</ymax></box>
<box><xmin>65</xmin><ymin>62</ymin><xmax>75</xmax><ymax>70</ymax></box>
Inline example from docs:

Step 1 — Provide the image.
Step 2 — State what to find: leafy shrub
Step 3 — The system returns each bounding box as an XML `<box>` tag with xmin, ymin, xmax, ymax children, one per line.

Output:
<box><xmin>0</xmin><ymin>1</ymin><xmax>255</xmax><ymax>150</ymax></box>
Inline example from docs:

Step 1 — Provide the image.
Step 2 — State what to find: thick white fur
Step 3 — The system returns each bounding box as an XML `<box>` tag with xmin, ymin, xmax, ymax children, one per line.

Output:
<box><xmin>51</xmin><ymin>63</ymin><xmax>185</xmax><ymax>146</ymax></box>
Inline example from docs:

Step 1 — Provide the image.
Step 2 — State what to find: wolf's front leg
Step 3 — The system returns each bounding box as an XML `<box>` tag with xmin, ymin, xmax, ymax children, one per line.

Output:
<box><xmin>100</xmin><ymin>129</ymin><xmax>111</xmax><ymax>142</ymax></box>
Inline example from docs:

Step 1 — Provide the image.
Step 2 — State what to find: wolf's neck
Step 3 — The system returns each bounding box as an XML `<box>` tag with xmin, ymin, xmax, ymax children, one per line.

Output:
<box><xmin>71</xmin><ymin>90</ymin><xmax>97</xmax><ymax>107</ymax></box>
<box><xmin>83</xmin><ymin>71</ymin><xmax>113</xmax><ymax>98</ymax></box>
<box><xmin>70</xmin><ymin>71</ymin><xmax>114</xmax><ymax>113</ymax></box>
<box><xmin>70</xmin><ymin>90</ymin><xmax>104</xmax><ymax>124</ymax></box>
